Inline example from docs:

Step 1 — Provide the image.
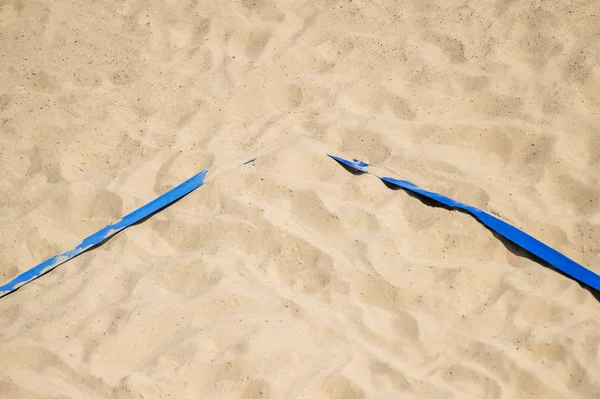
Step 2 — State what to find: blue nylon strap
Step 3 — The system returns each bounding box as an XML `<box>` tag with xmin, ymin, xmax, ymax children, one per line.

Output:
<box><xmin>328</xmin><ymin>154</ymin><xmax>600</xmax><ymax>292</ymax></box>
<box><xmin>0</xmin><ymin>168</ymin><xmax>209</xmax><ymax>298</ymax></box>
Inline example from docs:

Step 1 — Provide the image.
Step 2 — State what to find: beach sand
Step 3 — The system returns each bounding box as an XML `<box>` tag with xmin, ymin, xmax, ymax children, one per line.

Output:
<box><xmin>1</xmin><ymin>0</ymin><xmax>600</xmax><ymax>397</ymax></box>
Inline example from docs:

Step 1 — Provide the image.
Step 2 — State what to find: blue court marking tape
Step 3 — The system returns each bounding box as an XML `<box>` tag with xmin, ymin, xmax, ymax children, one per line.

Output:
<box><xmin>328</xmin><ymin>154</ymin><xmax>600</xmax><ymax>291</ymax></box>
<box><xmin>0</xmin><ymin>168</ymin><xmax>210</xmax><ymax>298</ymax></box>
<box><xmin>4</xmin><ymin>153</ymin><xmax>597</xmax><ymax>298</ymax></box>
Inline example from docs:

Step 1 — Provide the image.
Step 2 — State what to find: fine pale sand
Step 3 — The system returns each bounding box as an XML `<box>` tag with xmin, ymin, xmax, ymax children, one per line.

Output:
<box><xmin>1</xmin><ymin>0</ymin><xmax>600</xmax><ymax>398</ymax></box>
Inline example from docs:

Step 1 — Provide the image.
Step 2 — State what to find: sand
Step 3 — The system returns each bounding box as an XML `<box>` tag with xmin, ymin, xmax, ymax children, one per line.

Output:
<box><xmin>1</xmin><ymin>0</ymin><xmax>600</xmax><ymax>397</ymax></box>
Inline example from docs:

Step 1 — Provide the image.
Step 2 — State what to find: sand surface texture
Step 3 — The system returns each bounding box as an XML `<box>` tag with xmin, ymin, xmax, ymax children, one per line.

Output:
<box><xmin>1</xmin><ymin>0</ymin><xmax>600</xmax><ymax>397</ymax></box>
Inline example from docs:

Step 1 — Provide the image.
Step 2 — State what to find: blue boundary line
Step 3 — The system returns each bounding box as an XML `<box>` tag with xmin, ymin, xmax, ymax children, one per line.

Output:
<box><xmin>0</xmin><ymin>169</ymin><xmax>210</xmax><ymax>298</ymax></box>
<box><xmin>0</xmin><ymin>157</ymin><xmax>259</xmax><ymax>298</ymax></box>
<box><xmin>328</xmin><ymin>154</ymin><xmax>600</xmax><ymax>292</ymax></box>
<box><xmin>2</xmin><ymin>154</ymin><xmax>597</xmax><ymax>298</ymax></box>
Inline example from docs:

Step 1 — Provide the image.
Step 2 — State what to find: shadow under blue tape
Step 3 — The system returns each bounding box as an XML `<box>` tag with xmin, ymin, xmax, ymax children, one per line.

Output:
<box><xmin>0</xmin><ymin>168</ymin><xmax>210</xmax><ymax>298</ymax></box>
<box><xmin>328</xmin><ymin>154</ymin><xmax>600</xmax><ymax>292</ymax></box>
